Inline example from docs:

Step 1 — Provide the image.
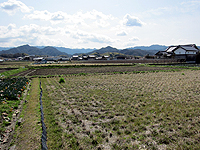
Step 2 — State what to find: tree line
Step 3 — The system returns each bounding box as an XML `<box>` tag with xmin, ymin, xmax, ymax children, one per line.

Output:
<box><xmin>0</xmin><ymin>53</ymin><xmax>29</xmax><ymax>58</ymax></box>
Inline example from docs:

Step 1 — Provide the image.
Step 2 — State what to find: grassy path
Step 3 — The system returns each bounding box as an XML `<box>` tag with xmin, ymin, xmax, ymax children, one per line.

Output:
<box><xmin>41</xmin><ymin>78</ymin><xmax>63</xmax><ymax>149</ymax></box>
<box><xmin>13</xmin><ymin>78</ymin><xmax>41</xmax><ymax>150</ymax></box>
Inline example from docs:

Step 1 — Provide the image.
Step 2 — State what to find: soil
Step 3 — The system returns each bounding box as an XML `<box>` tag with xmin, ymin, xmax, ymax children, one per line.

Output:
<box><xmin>13</xmin><ymin>66</ymin><xmax>184</xmax><ymax>76</ymax></box>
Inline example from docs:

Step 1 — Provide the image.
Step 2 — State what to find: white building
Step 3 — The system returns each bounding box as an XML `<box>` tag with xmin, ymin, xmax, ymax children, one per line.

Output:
<box><xmin>156</xmin><ymin>44</ymin><xmax>199</xmax><ymax>62</ymax></box>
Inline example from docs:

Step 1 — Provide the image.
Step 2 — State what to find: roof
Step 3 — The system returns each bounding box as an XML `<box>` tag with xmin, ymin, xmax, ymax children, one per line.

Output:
<box><xmin>166</xmin><ymin>44</ymin><xmax>199</xmax><ymax>53</ymax></box>
<box><xmin>166</xmin><ymin>46</ymin><xmax>177</xmax><ymax>53</ymax></box>
<box><xmin>88</xmin><ymin>55</ymin><xmax>96</xmax><ymax>57</ymax></box>
<box><xmin>33</xmin><ymin>57</ymin><xmax>43</xmax><ymax>61</ymax></box>
<box><xmin>72</xmin><ymin>55</ymin><xmax>79</xmax><ymax>57</ymax></box>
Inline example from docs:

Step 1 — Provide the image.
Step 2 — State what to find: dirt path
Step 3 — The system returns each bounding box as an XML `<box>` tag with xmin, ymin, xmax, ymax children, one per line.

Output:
<box><xmin>12</xmin><ymin>78</ymin><xmax>41</xmax><ymax>150</ymax></box>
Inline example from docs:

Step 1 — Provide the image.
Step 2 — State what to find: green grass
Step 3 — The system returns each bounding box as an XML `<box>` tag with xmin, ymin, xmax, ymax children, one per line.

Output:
<box><xmin>11</xmin><ymin>78</ymin><xmax>41</xmax><ymax>150</ymax></box>
<box><xmin>0</xmin><ymin>67</ymin><xmax>28</xmax><ymax>78</ymax></box>
<box><xmin>41</xmin><ymin>78</ymin><xmax>63</xmax><ymax>149</ymax></box>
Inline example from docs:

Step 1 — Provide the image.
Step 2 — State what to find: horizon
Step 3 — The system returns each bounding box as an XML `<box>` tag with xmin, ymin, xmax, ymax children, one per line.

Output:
<box><xmin>1</xmin><ymin>43</ymin><xmax>200</xmax><ymax>50</ymax></box>
<box><xmin>0</xmin><ymin>44</ymin><xmax>172</xmax><ymax>49</ymax></box>
<box><xmin>0</xmin><ymin>0</ymin><xmax>200</xmax><ymax>48</ymax></box>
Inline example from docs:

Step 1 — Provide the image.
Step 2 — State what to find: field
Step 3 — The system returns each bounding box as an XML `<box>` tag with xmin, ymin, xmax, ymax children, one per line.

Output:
<box><xmin>0</xmin><ymin>61</ymin><xmax>32</xmax><ymax>78</ymax></box>
<box><xmin>40</xmin><ymin>69</ymin><xmax>200</xmax><ymax>149</ymax></box>
<box><xmin>0</xmin><ymin>61</ymin><xmax>32</xmax><ymax>69</ymax></box>
<box><xmin>13</xmin><ymin>64</ymin><xmax>189</xmax><ymax>77</ymax></box>
<box><xmin>0</xmin><ymin>62</ymin><xmax>200</xmax><ymax>149</ymax></box>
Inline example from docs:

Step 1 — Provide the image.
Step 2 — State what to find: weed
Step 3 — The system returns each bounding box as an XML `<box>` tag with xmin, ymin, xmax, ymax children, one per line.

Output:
<box><xmin>59</xmin><ymin>77</ymin><xmax>65</xmax><ymax>83</ymax></box>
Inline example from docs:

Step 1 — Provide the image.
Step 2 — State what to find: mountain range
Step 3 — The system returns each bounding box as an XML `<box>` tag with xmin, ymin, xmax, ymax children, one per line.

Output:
<box><xmin>0</xmin><ymin>45</ymin><xmax>69</xmax><ymax>57</ymax></box>
<box><xmin>0</xmin><ymin>44</ymin><xmax>197</xmax><ymax>58</ymax></box>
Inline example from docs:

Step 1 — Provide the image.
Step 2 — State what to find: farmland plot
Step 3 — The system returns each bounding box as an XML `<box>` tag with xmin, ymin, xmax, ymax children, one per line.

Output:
<box><xmin>14</xmin><ymin>65</ymin><xmax>188</xmax><ymax>77</ymax></box>
<box><xmin>41</xmin><ymin>70</ymin><xmax>200</xmax><ymax>149</ymax></box>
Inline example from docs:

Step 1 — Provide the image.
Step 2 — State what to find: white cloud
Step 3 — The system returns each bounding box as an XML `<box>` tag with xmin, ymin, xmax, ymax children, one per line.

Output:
<box><xmin>181</xmin><ymin>1</ymin><xmax>200</xmax><ymax>7</ymax></box>
<box><xmin>24</xmin><ymin>10</ymin><xmax>52</xmax><ymax>21</ymax></box>
<box><xmin>145</xmin><ymin>1</ymin><xmax>200</xmax><ymax>17</ymax></box>
<box><xmin>24</xmin><ymin>9</ymin><xmax>115</xmax><ymax>27</ymax></box>
<box><xmin>69</xmin><ymin>30</ymin><xmax>114</xmax><ymax>44</ymax></box>
<box><xmin>180</xmin><ymin>1</ymin><xmax>200</xmax><ymax>13</ymax></box>
<box><xmin>122</xmin><ymin>14</ymin><xmax>144</xmax><ymax>27</ymax></box>
<box><xmin>0</xmin><ymin>23</ymin><xmax>115</xmax><ymax>47</ymax></box>
<box><xmin>0</xmin><ymin>24</ymin><xmax>64</xmax><ymax>46</ymax></box>
<box><xmin>77</xmin><ymin>9</ymin><xmax>115</xmax><ymax>21</ymax></box>
<box><xmin>146</xmin><ymin>7</ymin><xmax>172</xmax><ymax>16</ymax></box>
<box><xmin>129</xmin><ymin>37</ymin><xmax>139</xmax><ymax>41</ymax></box>
<box><xmin>51</xmin><ymin>11</ymin><xmax>65</xmax><ymax>21</ymax></box>
<box><xmin>116</xmin><ymin>30</ymin><xmax>127</xmax><ymax>36</ymax></box>
<box><xmin>0</xmin><ymin>0</ymin><xmax>33</xmax><ymax>14</ymax></box>
<box><xmin>7</xmin><ymin>23</ymin><xmax>16</xmax><ymax>30</ymax></box>
<box><xmin>123</xmin><ymin>37</ymin><xmax>139</xmax><ymax>47</ymax></box>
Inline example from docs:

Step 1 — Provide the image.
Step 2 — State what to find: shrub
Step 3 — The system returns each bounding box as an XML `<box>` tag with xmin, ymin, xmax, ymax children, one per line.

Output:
<box><xmin>59</xmin><ymin>77</ymin><xmax>65</xmax><ymax>83</ymax></box>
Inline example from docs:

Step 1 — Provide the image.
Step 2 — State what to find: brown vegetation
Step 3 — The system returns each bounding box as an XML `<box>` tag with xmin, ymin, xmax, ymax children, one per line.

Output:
<box><xmin>40</xmin><ymin>70</ymin><xmax>200</xmax><ymax>149</ymax></box>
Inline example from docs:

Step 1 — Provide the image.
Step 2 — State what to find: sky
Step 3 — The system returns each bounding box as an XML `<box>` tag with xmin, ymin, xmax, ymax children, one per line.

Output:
<box><xmin>0</xmin><ymin>0</ymin><xmax>200</xmax><ymax>49</ymax></box>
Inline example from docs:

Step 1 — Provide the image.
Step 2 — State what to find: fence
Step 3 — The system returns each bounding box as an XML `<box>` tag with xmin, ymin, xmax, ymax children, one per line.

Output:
<box><xmin>40</xmin><ymin>81</ymin><xmax>48</xmax><ymax>150</ymax></box>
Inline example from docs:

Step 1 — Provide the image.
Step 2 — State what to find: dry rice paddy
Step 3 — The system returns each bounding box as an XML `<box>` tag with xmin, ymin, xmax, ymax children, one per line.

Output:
<box><xmin>41</xmin><ymin>69</ymin><xmax>200</xmax><ymax>149</ymax></box>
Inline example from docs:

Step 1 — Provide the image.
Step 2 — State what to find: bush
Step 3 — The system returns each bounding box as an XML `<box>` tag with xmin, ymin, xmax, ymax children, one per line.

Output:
<box><xmin>59</xmin><ymin>77</ymin><xmax>65</xmax><ymax>84</ymax></box>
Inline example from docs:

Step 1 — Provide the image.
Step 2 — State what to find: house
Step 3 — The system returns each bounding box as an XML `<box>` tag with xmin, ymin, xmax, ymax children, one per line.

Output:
<box><xmin>23</xmin><ymin>56</ymin><xmax>30</xmax><ymax>60</ymax></box>
<box><xmin>155</xmin><ymin>51</ymin><xmax>168</xmax><ymax>58</ymax></box>
<box><xmin>156</xmin><ymin>44</ymin><xmax>199</xmax><ymax>62</ymax></box>
<box><xmin>95</xmin><ymin>56</ymin><xmax>109</xmax><ymax>60</ymax></box>
<box><xmin>102</xmin><ymin>55</ymin><xmax>110</xmax><ymax>60</ymax></box>
<box><xmin>88</xmin><ymin>55</ymin><xmax>96</xmax><ymax>60</ymax></box>
<box><xmin>82</xmin><ymin>55</ymin><xmax>88</xmax><ymax>60</ymax></box>
<box><xmin>59</xmin><ymin>58</ymin><xmax>70</xmax><ymax>61</ymax></box>
<box><xmin>17</xmin><ymin>57</ymin><xmax>23</xmax><ymax>60</ymax></box>
<box><xmin>33</xmin><ymin>57</ymin><xmax>45</xmax><ymax>63</ymax></box>
<box><xmin>71</xmin><ymin>55</ymin><xmax>79</xmax><ymax>60</ymax></box>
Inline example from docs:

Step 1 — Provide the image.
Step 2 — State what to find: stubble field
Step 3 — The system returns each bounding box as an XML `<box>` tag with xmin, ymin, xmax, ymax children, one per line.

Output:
<box><xmin>41</xmin><ymin>69</ymin><xmax>200</xmax><ymax>149</ymax></box>
<box><xmin>13</xmin><ymin>65</ymin><xmax>188</xmax><ymax>77</ymax></box>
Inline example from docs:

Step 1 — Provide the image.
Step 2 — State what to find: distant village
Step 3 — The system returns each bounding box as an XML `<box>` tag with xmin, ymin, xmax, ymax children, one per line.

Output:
<box><xmin>0</xmin><ymin>44</ymin><xmax>199</xmax><ymax>64</ymax></box>
<box><xmin>0</xmin><ymin>54</ymin><xmax>133</xmax><ymax>64</ymax></box>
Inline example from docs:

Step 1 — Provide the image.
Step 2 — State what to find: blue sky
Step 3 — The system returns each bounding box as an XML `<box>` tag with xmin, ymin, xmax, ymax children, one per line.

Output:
<box><xmin>0</xmin><ymin>0</ymin><xmax>200</xmax><ymax>48</ymax></box>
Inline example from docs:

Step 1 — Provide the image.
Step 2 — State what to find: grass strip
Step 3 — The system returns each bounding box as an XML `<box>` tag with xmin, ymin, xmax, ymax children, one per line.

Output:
<box><xmin>12</xmin><ymin>78</ymin><xmax>41</xmax><ymax>150</ymax></box>
<box><xmin>0</xmin><ymin>67</ymin><xmax>28</xmax><ymax>78</ymax></box>
<box><xmin>41</xmin><ymin>78</ymin><xmax>63</xmax><ymax>149</ymax></box>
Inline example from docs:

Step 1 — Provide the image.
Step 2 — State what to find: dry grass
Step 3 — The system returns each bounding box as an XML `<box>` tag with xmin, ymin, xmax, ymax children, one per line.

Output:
<box><xmin>41</xmin><ymin>70</ymin><xmax>200</xmax><ymax>149</ymax></box>
<box><xmin>0</xmin><ymin>61</ymin><xmax>32</xmax><ymax>68</ymax></box>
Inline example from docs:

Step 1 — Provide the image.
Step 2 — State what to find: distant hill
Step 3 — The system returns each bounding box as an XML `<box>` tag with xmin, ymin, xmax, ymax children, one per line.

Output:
<box><xmin>88</xmin><ymin>46</ymin><xmax>119</xmax><ymax>54</ymax></box>
<box><xmin>0</xmin><ymin>47</ymin><xmax>12</xmax><ymax>51</ymax></box>
<box><xmin>0</xmin><ymin>45</ymin><xmax>42</xmax><ymax>55</ymax></box>
<box><xmin>0</xmin><ymin>44</ymin><xmax>198</xmax><ymax>57</ymax></box>
<box><xmin>100</xmin><ymin>52</ymin><xmax>126</xmax><ymax>58</ymax></box>
<box><xmin>53</xmin><ymin>47</ymin><xmax>96</xmax><ymax>55</ymax></box>
<box><xmin>41</xmin><ymin>46</ymin><xmax>68</xmax><ymax>56</ymax></box>
<box><xmin>43</xmin><ymin>45</ymin><xmax>168</xmax><ymax>55</ymax></box>
<box><xmin>128</xmin><ymin>44</ymin><xmax>168</xmax><ymax>51</ymax></box>
<box><xmin>88</xmin><ymin>46</ymin><xmax>158</xmax><ymax>57</ymax></box>
<box><xmin>120</xmin><ymin>49</ymin><xmax>157</xmax><ymax>56</ymax></box>
<box><xmin>0</xmin><ymin>45</ymin><xmax>69</xmax><ymax>56</ymax></box>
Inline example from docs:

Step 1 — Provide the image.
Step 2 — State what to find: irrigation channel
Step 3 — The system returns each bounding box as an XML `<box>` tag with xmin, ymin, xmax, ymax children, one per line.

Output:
<box><xmin>40</xmin><ymin>81</ymin><xmax>48</xmax><ymax>150</ymax></box>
